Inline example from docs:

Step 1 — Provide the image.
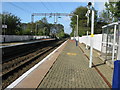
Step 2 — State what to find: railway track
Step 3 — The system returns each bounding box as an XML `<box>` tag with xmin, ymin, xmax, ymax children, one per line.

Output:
<box><xmin>2</xmin><ymin>39</ymin><xmax>55</xmax><ymax>63</ymax></box>
<box><xmin>2</xmin><ymin>39</ymin><xmax>66</xmax><ymax>89</ymax></box>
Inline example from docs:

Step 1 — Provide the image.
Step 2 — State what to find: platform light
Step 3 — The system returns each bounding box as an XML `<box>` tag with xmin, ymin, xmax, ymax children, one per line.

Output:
<box><xmin>87</xmin><ymin>2</ymin><xmax>92</xmax><ymax>9</ymax></box>
<box><xmin>68</xmin><ymin>14</ymin><xmax>79</xmax><ymax>46</ymax></box>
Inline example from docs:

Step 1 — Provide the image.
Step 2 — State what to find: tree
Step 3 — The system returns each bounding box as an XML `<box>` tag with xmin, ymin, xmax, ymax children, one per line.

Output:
<box><xmin>100</xmin><ymin>1</ymin><xmax>120</xmax><ymax>23</ymax></box>
<box><xmin>33</xmin><ymin>17</ymin><xmax>50</xmax><ymax>36</ymax></box>
<box><xmin>1</xmin><ymin>12</ymin><xmax>66</xmax><ymax>37</ymax></box>
<box><xmin>115</xmin><ymin>1</ymin><xmax>120</xmax><ymax>19</ymax></box>
<box><xmin>41</xmin><ymin>17</ymin><xmax>48</xmax><ymax>24</ymax></box>
<box><xmin>1</xmin><ymin>12</ymin><xmax>21</xmax><ymax>35</ymax></box>
<box><xmin>70</xmin><ymin>6</ymin><xmax>87</xmax><ymax>36</ymax></box>
<box><xmin>56</xmin><ymin>24</ymin><xmax>65</xmax><ymax>38</ymax></box>
<box><xmin>70</xmin><ymin>6</ymin><xmax>98</xmax><ymax>36</ymax></box>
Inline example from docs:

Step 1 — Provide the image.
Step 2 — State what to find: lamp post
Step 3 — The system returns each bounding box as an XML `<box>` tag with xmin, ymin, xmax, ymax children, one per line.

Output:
<box><xmin>69</xmin><ymin>14</ymin><xmax>79</xmax><ymax>46</ymax></box>
<box><xmin>87</xmin><ymin>2</ymin><xmax>95</xmax><ymax>68</ymax></box>
<box><xmin>76</xmin><ymin>15</ymin><xmax>79</xmax><ymax>46</ymax></box>
<box><xmin>74</xmin><ymin>27</ymin><xmax>76</xmax><ymax>40</ymax></box>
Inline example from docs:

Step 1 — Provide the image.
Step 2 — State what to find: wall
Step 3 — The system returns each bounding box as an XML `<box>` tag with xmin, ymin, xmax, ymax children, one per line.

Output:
<box><xmin>0</xmin><ymin>35</ymin><xmax>50</xmax><ymax>42</ymax></box>
<box><xmin>71</xmin><ymin>34</ymin><xmax>102</xmax><ymax>51</ymax></box>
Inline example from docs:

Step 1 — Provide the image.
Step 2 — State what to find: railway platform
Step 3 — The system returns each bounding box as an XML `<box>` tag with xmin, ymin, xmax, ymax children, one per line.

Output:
<box><xmin>0</xmin><ymin>39</ymin><xmax>54</xmax><ymax>48</ymax></box>
<box><xmin>7</xmin><ymin>40</ymin><xmax>113</xmax><ymax>89</ymax></box>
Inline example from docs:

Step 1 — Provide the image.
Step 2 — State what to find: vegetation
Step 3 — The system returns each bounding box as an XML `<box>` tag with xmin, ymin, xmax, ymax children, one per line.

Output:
<box><xmin>1</xmin><ymin>13</ymin><xmax>69</xmax><ymax>38</ymax></box>
<box><xmin>70</xmin><ymin>6</ymin><xmax>104</xmax><ymax>37</ymax></box>
<box><xmin>70</xmin><ymin>6</ymin><xmax>88</xmax><ymax>37</ymax></box>
<box><xmin>99</xmin><ymin>1</ymin><xmax>120</xmax><ymax>23</ymax></box>
<box><xmin>2</xmin><ymin>1</ymin><xmax>120</xmax><ymax>37</ymax></box>
<box><xmin>1</xmin><ymin>12</ymin><xmax>21</xmax><ymax>35</ymax></box>
<box><xmin>70</xmin><ymin>1</ymin><xmax>120</xmax><ymax>37</ymax></box>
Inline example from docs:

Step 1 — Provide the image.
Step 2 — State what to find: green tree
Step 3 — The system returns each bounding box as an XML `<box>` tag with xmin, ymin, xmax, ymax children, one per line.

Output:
<box><xmin>70</xmin><ymin>6</ymin><xmax>98</xmax><ymax>36</ymax></box>
<box><xmin>70</xmin><ymin>6</ymin><xmax>88</xmax><ymax>36</ymax></box>
<box><xmin>34</xmin><ymin>17</ymin><xmax>50</xmax><ymax>36</ymax></box>
<box><xmin>100</xmin><ymin>1</ymin><xmax>120</xmax><ymax>23</ymax></box>
<box><xmin>115</xmin><ymin>1</ymin><xmax>120</xmax><ymax>19</ymax></box>
<box><xmin>41</xmin><ymin>17</ymin><xmax>48</xmax><ymax>24</ymax></box>
<box><xmin>1</xmin><ymin>12</ymin><xmax>21</xmax><ymax>35</ymax></box>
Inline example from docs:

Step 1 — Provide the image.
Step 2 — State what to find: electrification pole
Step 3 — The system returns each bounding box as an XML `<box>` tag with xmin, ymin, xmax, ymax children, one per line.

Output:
<box><xmin>31</xmin><ymin>14</ymin><xmax>34</xmax><ymax>35</ymax></box>
<box><xmin>4</xmin><ymin>13</ymin><xmax>6</xmax><ymax>42</ymax></box>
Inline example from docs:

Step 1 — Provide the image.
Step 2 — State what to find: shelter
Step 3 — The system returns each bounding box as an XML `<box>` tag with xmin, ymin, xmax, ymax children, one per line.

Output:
<box><xmin>101</xmin><ymin>22</ymin><xmax>120</xmax><ymax>62</ymax></box>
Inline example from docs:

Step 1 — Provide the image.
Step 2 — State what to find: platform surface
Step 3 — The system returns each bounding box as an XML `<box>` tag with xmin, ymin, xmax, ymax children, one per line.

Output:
<box><xmin>10</xmin><ymin>40</ymin><xmax>113</xmax><ymax>89</ymax></box>
<box><xmin>38</xmin><ymin>40</ymin><xmax>112</xmax><ymax>88</ymax></box>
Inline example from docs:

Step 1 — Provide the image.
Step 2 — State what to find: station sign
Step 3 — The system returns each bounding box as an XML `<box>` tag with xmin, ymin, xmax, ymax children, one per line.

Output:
<box><xmin>2</xmin><ymin>25</ymin><xmax>7</xmax><ymax>28</ymax></box>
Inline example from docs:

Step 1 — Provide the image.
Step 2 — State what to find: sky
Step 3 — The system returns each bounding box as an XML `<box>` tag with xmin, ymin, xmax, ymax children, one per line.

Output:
<box><xmin>2</xmin><ymin>1</ymin><xmax>108</xmax><ymax>34</ymax></box>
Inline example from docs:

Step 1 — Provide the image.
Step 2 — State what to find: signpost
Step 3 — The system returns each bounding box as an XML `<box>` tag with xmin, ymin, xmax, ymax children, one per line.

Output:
<box><xmin>2</xmin><ymin>24</ymin><xmax>7</xmax><ymax>42</ymax></box>
<box><xmin>2</xmin><ymin>25</ymin><xmax>7</xmax><ymax>29</ymax></box>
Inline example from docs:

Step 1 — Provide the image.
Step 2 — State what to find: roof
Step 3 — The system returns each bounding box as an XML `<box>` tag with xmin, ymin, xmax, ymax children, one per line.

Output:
<box><xmin>102</xmin><ymin>21</ymin><xmax>120</xmax><ymax>28</ymax></box>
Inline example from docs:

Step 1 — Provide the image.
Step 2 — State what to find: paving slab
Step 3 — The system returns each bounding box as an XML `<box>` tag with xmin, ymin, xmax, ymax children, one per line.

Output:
<box><xmin>79</xmin><ymin>43</ymin><xmax>113</xmax><ymax>86</ymax></box>
<box><xmin>38</xmin><ymin>40</ymin><xmax>111</xmax><ymax>88</ymax></box>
